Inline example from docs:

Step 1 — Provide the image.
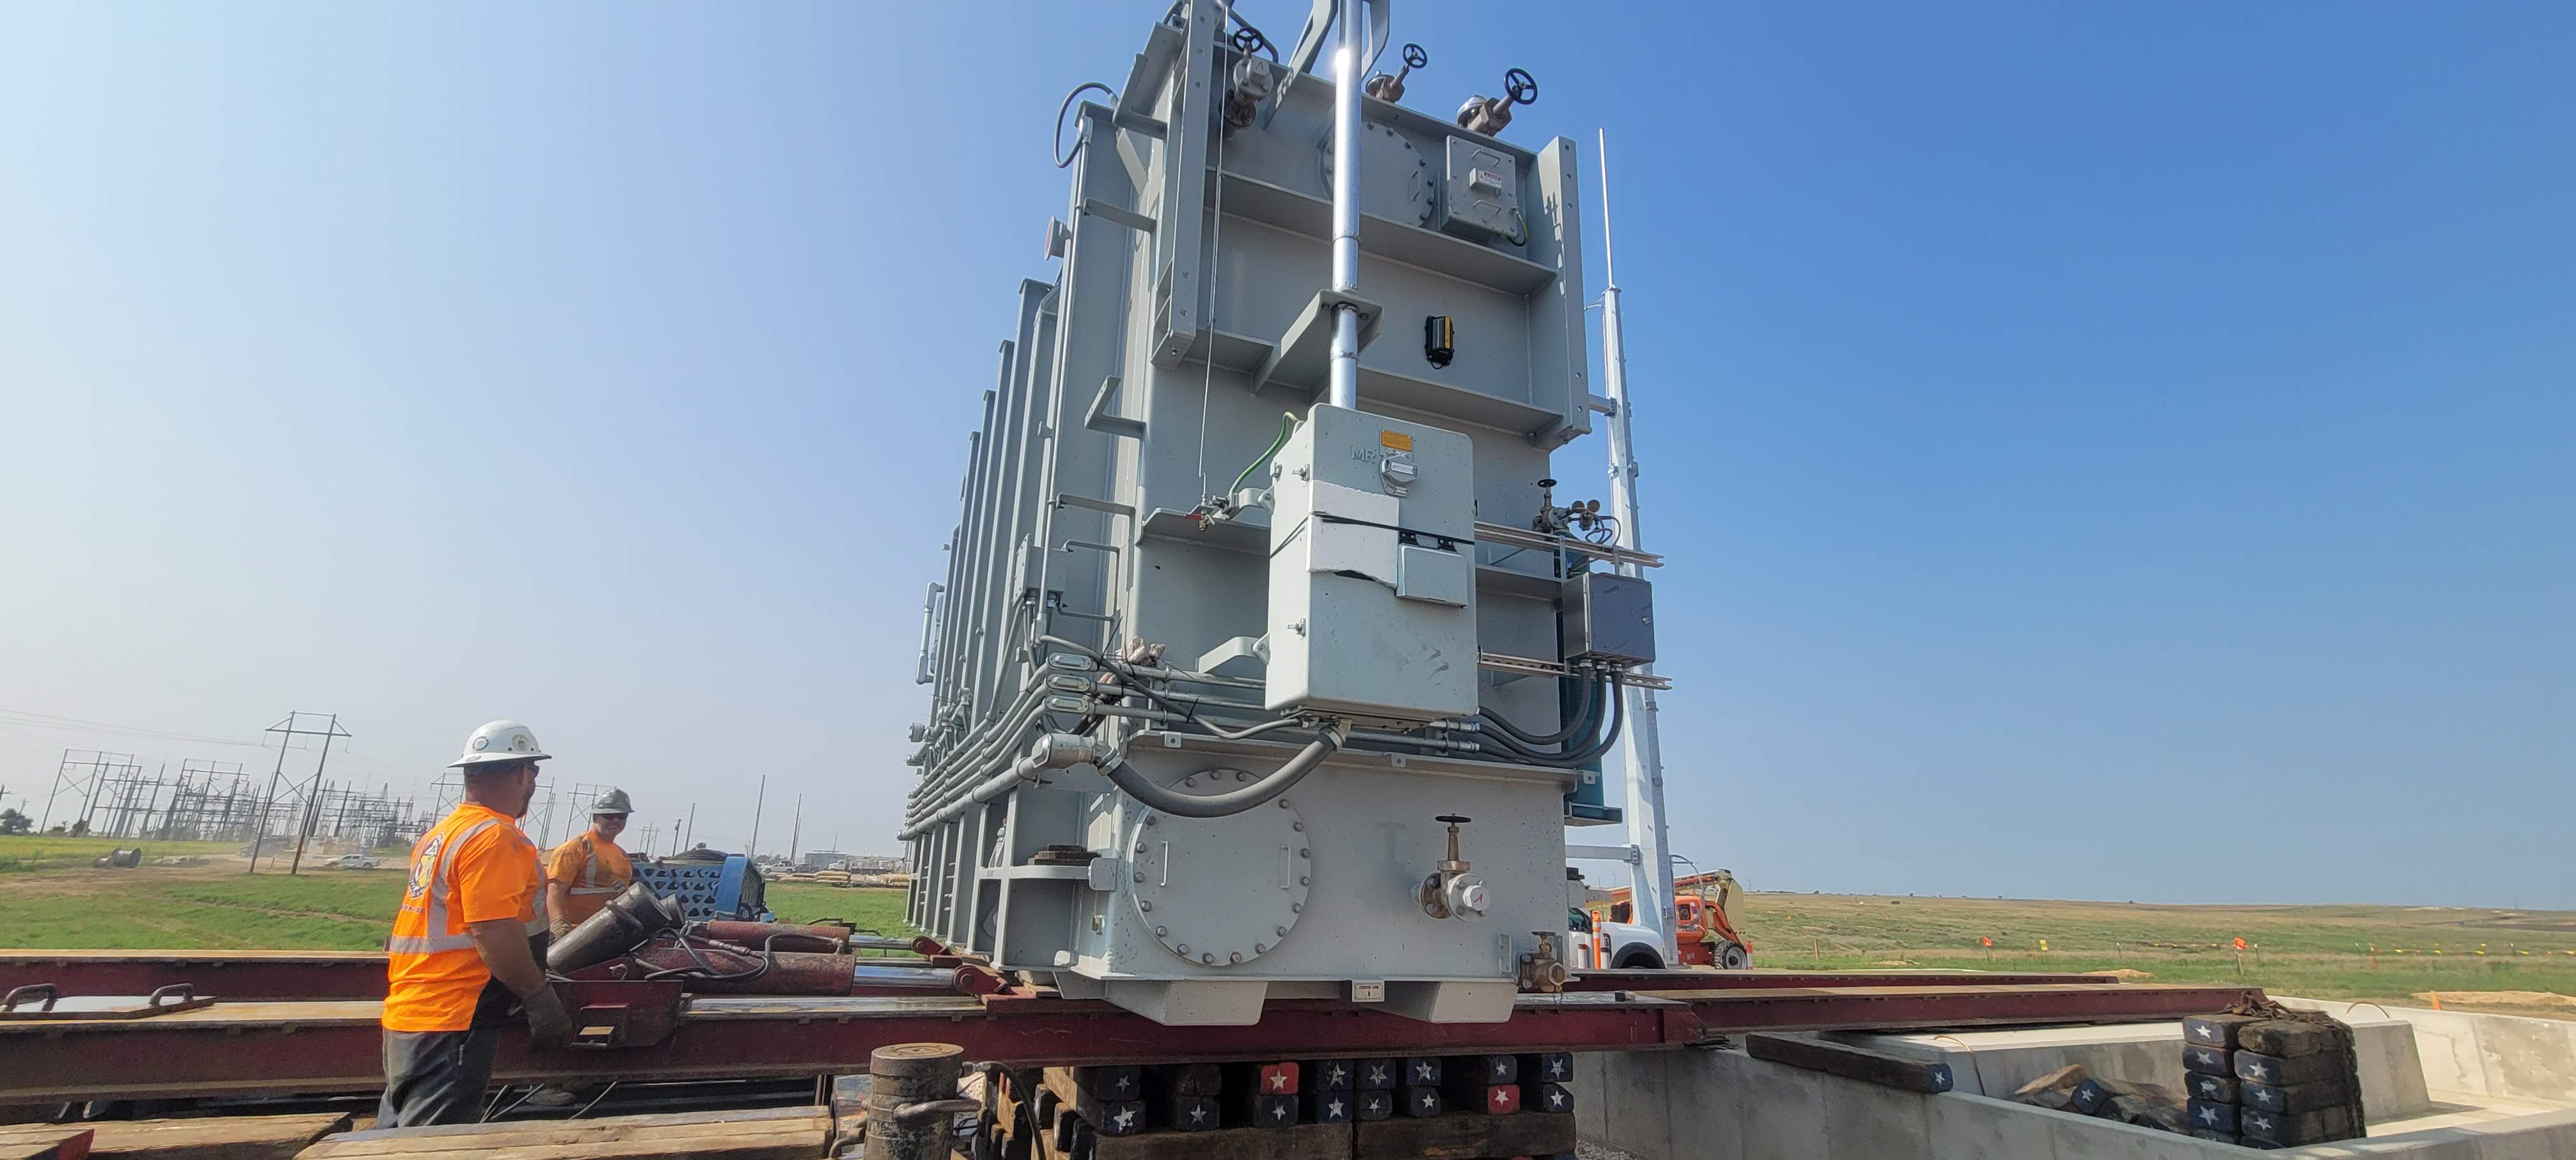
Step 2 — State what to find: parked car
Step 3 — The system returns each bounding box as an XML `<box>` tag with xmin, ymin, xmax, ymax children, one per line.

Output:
<box><xmin>326</xmin><ymin>853</ymin><xmax>381</xmax><ymax>869</ymax></box>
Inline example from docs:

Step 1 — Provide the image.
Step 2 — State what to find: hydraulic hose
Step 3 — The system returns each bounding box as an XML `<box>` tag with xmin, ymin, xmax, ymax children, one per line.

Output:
<box><xmin>1104</xmin><ymin>725</ymin><xmax>1344</xmax><ymax>818</ymax></box>
<box><xmin>1478</xmin><ymin>678</ymin><xmax>1604</xmax><ymax>747</ymax></box>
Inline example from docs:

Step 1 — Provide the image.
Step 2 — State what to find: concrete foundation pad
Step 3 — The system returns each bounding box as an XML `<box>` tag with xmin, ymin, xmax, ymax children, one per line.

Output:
<box><xmin>1575</xmin><ymin>996</ymin><xmax>2574</xmax><ymax>1159</ymax></box>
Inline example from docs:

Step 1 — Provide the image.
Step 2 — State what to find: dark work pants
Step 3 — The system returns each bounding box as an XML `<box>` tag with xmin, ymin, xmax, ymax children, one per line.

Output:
<box><xmin>378</xmin><ymin>1027</ymin><xmax>499</xmax><ymax>1128</ymax></box>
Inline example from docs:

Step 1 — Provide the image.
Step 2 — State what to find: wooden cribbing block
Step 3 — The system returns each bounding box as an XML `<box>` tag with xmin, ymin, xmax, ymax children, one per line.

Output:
<box><xmin>1301</xmin><ymin>1087</ymin><xmax>1354</xmax><ymax>1124</ymax></box>
<box><xmin>2182</xmin><ymin>1014</ymin><xmax>2261</xmax><ymax>1049</ymax></box>
<box><xmin>2233</xmin><ymin>1049</ymin><xmax>2343</xmax><ymax>1088</ymax></box>
<box><xmin>0</xmin><ymin>1113</ymin><xmax>350</xmax><ymax>1160</ymax></box>
<box><xmin>2242</xmin><ymin>1078</ymin><xmax>2355</xmax><ymax>1115</ymax></box>
<box><xmin>1045</xmin><ymin>1069</ymin><xmax>1145</xmax><ymax>1137</ymax></box>
<box><xmin>1305</xmin><ymin>1060</ymin><xmax>1355</xmax><ymax>1092</ymax></box>
<box><xmin>1399</xmin><ymin>1058</ymin><xmax>1442</xmax><ymax>1087</ymax></box>
<box><xmin>2240</xmin><ymin>1105</ymin><xmax>2362</xmax><ymax>1148</ymax></box>
<box><xmin>1353</xmin><ymin>1060</ymin><xmax>1399</xmax><ymax>1091</ymax></box>
<box><xmin>1438</xmin><ymin>1072</ymin><xmax>1517</xmax><ymax>1115</ymax></box>
<box><xmin>1522</xmin><ymin>1081</ymin><xmax>1574</xmax><ymax>1115</ymax></box>
<box><xmin>2182</xmin><ymin>1044</ymin><xmax>2232</xmax><ymax>1076</ymax></box>
<box><xmin>2239</xmin><ymin>1020</ymin><xmax>2342</xmax><ymax>1058</ymax></box>
<box><xmin>2186</xmin><ymin>1073</ymin><xmax>2237</xmax><ymax>1104</ymax></box>
<box><xmin>2187</xmin><ymin>1100</ymin><xmax>2238</xmax><ymax>1134</ymax></box>
<box><xmin>1515</xmin><ymin>1053</ymin><xmax>1574</xmax><ymax>1088</ymax></box>
<box><xmin>295</xmin><ymin>1106</ymin><xmax>826</xmax><ymax>1159</ymax></box>
<box><xmin>1353</xmin><ymin>1090</ymin><xmax>1395</xmax><ymax>1122</ymax></box>
<box><xmin>1745</xmin><ymin>1033</ymin><xmax>1954</xmax><ymax>1094</ymax></box>
<box><xmin>1257</xmin><ymin>1062</ymin><xmax>1300</xmax><ymax>1095</ymax></box>
<box><xmin>1353</xmin><ymin>1109</ymin><xmax>1575</xmax><ymax>1160</ymax></box>
<box><xmin>1144</xmin><ymin>1064</ymin><xmax>1223</xmax><ymax>1097</ymax></box>
<box><xmin>1147</xmin><ymin>1092</ymin><xmax>1219</xmax><ymax>1133</ymax></box>
<box><xmin>1072</xmin><ymin>1066</ymin><xmax>1145</xmax><ymax>1102</ymax></box>
<box><xmin>1400</xmin><ymin>1087</ymin><xmax>1443</xmax><ymax>1118</ymax></box>
<box><xmin>1447</xmin><ymin>1055</ymin><xmax>1517</xmax><ymax>1087</ymax></box>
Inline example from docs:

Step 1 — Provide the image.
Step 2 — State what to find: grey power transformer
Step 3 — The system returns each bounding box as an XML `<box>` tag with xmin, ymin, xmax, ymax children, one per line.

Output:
<box><xmin>900</xmin><ymin>1</ymin><xmax>1659</xmax><ymax>1026</ymax></box>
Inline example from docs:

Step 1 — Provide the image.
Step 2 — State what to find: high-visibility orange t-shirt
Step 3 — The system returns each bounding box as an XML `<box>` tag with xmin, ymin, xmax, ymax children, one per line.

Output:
<box><xmin>383</xmin><ymin>803</ymin><xmax>544</xmax><ymax>1032</ymax></box>
<box><xmin>546</xmin><ymin>830</ymin><xmax>636</xmax><ymax>929</ymax></box>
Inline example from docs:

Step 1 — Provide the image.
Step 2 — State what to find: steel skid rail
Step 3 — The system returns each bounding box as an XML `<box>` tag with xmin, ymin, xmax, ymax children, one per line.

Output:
<box><xmin>0</xmin><ymin>976</ymin><xmax>2261</xmax><ymax>1104</ymax></box>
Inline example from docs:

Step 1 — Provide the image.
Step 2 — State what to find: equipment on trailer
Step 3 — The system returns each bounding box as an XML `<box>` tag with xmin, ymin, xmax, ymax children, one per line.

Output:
<box><xmin>636</xmin><ymin>850</ymin><xmax>772</xmax><ymax>922</ymax></box>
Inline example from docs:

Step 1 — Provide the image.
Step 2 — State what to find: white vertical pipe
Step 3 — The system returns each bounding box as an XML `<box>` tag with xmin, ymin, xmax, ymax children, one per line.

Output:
<box><xmin>1326</xmin><ymin>0</ymin><xmax>1364</xmax><ymax>410</ymax></box>
<box><xmin>1598</xmin><ymin>129</ymin><xmax>1678</xmax><ymax>966</ymax></box>
<box><xmin>914</xmin><ymin>582</ymin><xmax>945</xmax><ymax>685</ymax></box>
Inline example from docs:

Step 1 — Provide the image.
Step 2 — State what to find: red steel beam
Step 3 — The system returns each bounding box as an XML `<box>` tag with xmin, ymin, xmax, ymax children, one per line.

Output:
<box><xmin>0</xmin><ymin>983</ymin><xmax>2258</xmax><ymax>1104</ymax></box>
<box><xmin>0</xmin><ymin>952</ymin><xmax>2126</xmax><ymax>1004</ymax></box>
<box><xmin>0</xmin><ymin>951</ymin><xmax>391</xmax><ymax>1002</ymax></box>
<box><xmin>1557</xmin><ymin>968</ymin><xmax>2123</xmax><ymax>993</ymax></box>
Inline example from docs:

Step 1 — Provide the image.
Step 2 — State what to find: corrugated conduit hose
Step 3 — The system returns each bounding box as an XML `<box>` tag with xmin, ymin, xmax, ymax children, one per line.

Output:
<box><xmin>1103</xmin><ymin>724</ymin><xmax>1345</xmax><ymax>819</ymax></box>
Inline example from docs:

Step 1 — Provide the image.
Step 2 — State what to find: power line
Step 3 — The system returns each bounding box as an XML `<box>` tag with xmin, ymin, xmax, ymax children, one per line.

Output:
<box><xmin>0</xmin><ymin>708</ymin><xmax>263</xmax><ymax>748</ymax></box>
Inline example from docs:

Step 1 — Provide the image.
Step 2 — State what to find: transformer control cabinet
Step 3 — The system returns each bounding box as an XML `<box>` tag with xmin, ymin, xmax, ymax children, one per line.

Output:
<box><xmin>1266</xmin><ymin>405</ymin><xmax>1478</xmax><ymax>724</ymax></box>
<box><xmin>1560</xmin><ymin>570</ymin><xmax>1655</xmax><ymax>666</ymax></box>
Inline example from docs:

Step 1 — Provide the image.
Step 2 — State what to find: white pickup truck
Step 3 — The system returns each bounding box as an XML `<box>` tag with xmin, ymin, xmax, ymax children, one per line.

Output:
<box><xmin>1569</xmin><ymin>906</ymin><xmax>1672</xmax><ymax>970</ymax></box>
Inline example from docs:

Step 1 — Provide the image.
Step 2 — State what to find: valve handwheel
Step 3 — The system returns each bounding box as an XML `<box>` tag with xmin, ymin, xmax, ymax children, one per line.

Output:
<box><xmin>1402</xmin><ymin>43</ymin><xmax>1429</xmax><ymax>70</ymax></box>
<box><xmin>1503</xmin><ymin>68</ymin><xmax>1538</xmax><ymax>106</ymax></box>
<box><xmin>1437</xmin><ymin>814</ymin><xmax>1471</xmax><ymax>825</ymax></box>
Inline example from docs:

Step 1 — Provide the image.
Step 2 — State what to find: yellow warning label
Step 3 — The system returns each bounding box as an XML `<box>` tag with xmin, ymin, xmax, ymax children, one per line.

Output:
<box><xmin>1379</xmin><ymin>431</ymin><xmax>1414</xmax><ymax>451</ymax></box>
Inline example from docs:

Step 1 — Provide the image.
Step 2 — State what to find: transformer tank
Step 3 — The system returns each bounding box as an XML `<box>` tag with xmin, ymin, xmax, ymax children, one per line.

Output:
<box><xmin>902</xmin><ymin>1</ymin><xmax>1660</xmax><ymax>1026</ymax></box>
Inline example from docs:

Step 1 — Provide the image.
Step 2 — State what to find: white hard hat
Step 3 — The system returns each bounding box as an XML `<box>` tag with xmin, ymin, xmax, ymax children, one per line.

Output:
<box><xmin>591</xmin><ymin>788</ymin><xmax>633</xmax><ymax>814</ymax></box>
<box><xmin>449</xmin><ymin>719</ymin><xmax>551</xmax><ymax>768</ymax></box>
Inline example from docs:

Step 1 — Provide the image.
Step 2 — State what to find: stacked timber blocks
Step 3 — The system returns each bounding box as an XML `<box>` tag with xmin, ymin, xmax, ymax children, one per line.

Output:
<box><xmin>2182</xmin><ymin>1011</ymin><xmax>2367</xmax><ymax>1148</ymax></box>
<box><xmin>990</xmin><ymin>1055</ymin><xmax>1575</xmax><ymax>1160</ymax></box>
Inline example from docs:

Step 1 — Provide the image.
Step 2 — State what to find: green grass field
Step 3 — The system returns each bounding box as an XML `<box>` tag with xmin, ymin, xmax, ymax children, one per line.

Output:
<box><xmin>1726</xmin><ymin>892</ymin><xmax>2576</xmax><ymax>1018</ymax></box>
<box><xmin>0</xmin><ymin>836</ymin><xmax>259</xmax><ymax>876</ymax></box>
<box><xmin>4</xmin><ymin>839</ymin><xmax>2568</xmax><ymax>1019</ymax></box>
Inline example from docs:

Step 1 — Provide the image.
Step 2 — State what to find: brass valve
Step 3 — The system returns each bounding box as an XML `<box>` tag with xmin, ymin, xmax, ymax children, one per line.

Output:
<box><xmin>1418</xmin><ymin>815</ymin><xmax>1488</xmax><ymax>920</ymax></box>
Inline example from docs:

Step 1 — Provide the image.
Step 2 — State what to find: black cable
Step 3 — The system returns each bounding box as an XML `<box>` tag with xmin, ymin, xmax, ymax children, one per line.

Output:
<box><xmin>1477</xmin><ymin>680</ymin><xmax>1627</xmax><ymax>767</ymax></box>
<box><xmin>1479</xmin><ymin>678</ymin><xmax>1602</xmax><ymax>746</ymax></box>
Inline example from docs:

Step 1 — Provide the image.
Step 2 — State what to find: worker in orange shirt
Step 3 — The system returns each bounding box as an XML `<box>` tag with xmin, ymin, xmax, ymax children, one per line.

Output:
<box><xmin>378</xmin><ymin>720</ymin><xmax>574</xmax><ymax>1127</ymax></box>
<box><xmin>546</xmin><ymin>788</ymin><xmax>636</xmax><ymax>938</ymax></box>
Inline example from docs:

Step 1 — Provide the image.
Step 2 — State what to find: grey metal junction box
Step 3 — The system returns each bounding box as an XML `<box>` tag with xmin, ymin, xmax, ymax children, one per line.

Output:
<box><xmin>1561</xmin><ymin>570</ymin><xmax>1655</xmax><ymax>667</ymax></box>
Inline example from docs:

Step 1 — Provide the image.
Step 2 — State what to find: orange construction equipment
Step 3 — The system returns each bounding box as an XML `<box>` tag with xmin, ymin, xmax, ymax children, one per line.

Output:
<box><xmin>1593</xmin><ymin>869</ymin><xmax>1753</xmax><ymax>970</ymax></box>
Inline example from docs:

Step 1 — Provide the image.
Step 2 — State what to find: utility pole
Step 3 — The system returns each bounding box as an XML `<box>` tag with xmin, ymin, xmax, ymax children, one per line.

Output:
<box><xmin>285</xmin><ymin>714</ymin><xmax>348</xmax><ymax>876</ymax></box>
<box><xmin>788</xmin><ymin>793</ymin><xmax>803</xmax><ymax>867</ymax></box>
<box><xmin>682</xmin><ymin>804</ymin><xmax>696</xmax><ymax>853</ymax></box>
<box><xmin>1597</xmin><ymin>130</ymin><xmax>1678</xmax><ymax>966</ymax></box>
<box><xmin>250</xmin><ymin>724</ymin><xmax>295</xmax><ymax>873</ymax></box>
<box><xmin>746</xmin><ymin>776</ymin><xmax>768</xmax><ymax>860</ymax></box>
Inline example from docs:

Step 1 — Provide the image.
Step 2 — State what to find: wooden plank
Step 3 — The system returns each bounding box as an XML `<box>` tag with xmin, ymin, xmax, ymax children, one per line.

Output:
<box><xmin>1353</xmin><ymin>1110</ymin><xmax>1574</xmax><ymax>1160</ymax></box>
<box><xmin>296</xmin><ymin>1108</ymin><xmax>827</xmax><ymax>1159</ymax></box>
<box><xmin>1744</xmin><ymin>1033</ymin><xmax>1954</xmax><ymax>1094</ymax></box>
<box><xmin>1</xmin><ymin>1127</ymin><xmax>91</xmax><ymax>1160</ymax></box>
<box><xmin>0</xmin><ymin>1113</ymin><xmax>350</xmax><ymax>1160</ymax></box>
<box><xmin>1084</xmin><ymin>1122</ymin><xmax>1346</xmax><ymax>1160</ymax></box>
<box><xmin>318</xmin><ymin>1107</ymin><xmax>822</xmax><ymax>1144</ymax></box>
<box><xmin>305</xmin><ymin>1137</ymin><xmax>822</xmax><ymax>1160</ymax></box>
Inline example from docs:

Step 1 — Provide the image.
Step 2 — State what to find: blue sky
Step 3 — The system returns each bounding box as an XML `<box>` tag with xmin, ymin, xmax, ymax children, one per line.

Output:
<box><xmin>3</xmin><ymin>3</ymin><xmax>2566</xmax><ymax>904</ymax></box>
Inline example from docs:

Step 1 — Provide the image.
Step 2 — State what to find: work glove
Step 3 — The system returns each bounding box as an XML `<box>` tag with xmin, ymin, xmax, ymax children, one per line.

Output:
<box><xmin>521</xmin><ymin>984</ymin><xmax>576</xmax><ymax>1049</ymax></box>
<box><xmin>550</xmin><ymin>917</ymin><xmax>574</xmax><ymax>941</ymax></box>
